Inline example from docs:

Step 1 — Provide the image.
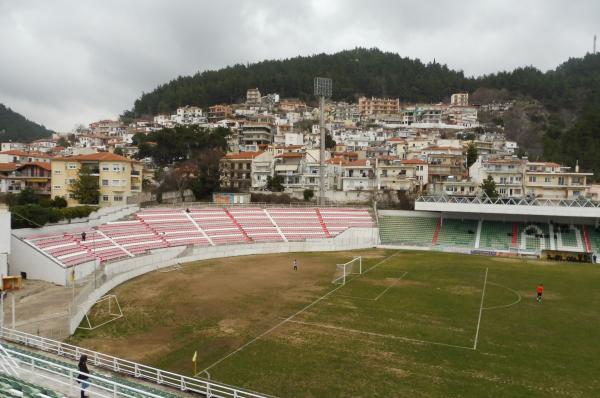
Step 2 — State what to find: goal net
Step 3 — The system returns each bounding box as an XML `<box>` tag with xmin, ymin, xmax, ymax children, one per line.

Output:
<box><xmin>332</xmin><ymin>256</ymin><xmax>362</xmax><ymax>285</ymax></box>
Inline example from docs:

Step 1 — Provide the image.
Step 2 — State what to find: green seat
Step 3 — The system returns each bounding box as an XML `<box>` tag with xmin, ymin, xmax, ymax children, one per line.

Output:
<box><xmin>436</xmin><ymin>219</ymin><xmax>478</xmax><ymax>248</ymax></box>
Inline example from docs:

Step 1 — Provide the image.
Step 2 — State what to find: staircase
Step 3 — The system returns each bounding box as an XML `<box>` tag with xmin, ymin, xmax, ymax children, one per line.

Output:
<box><xmin>315</xmin><ymin>208</ymin><xmax>331</xmax><ymax>238</ymax></box>
<box><xmin>224</xmin><ymin>208</ymin><xmax>252</xmax><ymax>242</ymax></box>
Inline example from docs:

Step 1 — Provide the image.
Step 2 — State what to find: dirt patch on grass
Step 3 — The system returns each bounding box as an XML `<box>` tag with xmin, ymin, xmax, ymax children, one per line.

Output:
<box><xmin>445</xmin><ymin>285</ymin><xmax>481</xmax><ymax>296</ymax></box>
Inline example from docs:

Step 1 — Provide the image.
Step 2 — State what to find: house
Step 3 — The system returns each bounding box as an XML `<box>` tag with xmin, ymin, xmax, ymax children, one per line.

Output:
<box><xmin>219</xmin><ymin>151</ymin><xmax>263</xmax><ymax>192</ymax></box>
<box><xmin>208</xmin><ymin>105</ymin><xmax>233</xmax><ymax>122</ymax></box>
<box><xmin>469</xmin><ymin>155</ymin><xmax>525</xmax><ymax>198</ymax></box>
<box><xmin>246</xmin><ymin>88</ymin><xmax>261</xmax><ymax>105</ymax></box>
<box><xmin>50</xmin><ymin>152</ymin><xmax>143</xmax><ymax>207</ymax></box>
<box><xmin>376</xmin><ymin>158</ymin><xmax>428</xmax><ymax>192</ymax></box>
<box><xmin>342</xmin><ymin>159</ymin><xmax>375</xmax><ymax>191</ymax></box>
<box><xmin>450</xmin><ymin>93</ymin><xmax>469</xmax><ymax>106</ymax></box>
<box><xmin>0</xmin><ymin>150</ymin><xmax>51</xmax><ymax>164</ymax></box>
<box><xmin>358</xmin><ymin>97</ymin><xmax>400</xmax><ymax>115</ymax></box>
<box><xmin>524</xmin><ymin>161</ymin><xmax>591</xmax><ymax>199</ymax></box>
<box><xmin>250</xmin><ymin>152</ymin><xmax>274</xmax><ymax>190</ymax></box>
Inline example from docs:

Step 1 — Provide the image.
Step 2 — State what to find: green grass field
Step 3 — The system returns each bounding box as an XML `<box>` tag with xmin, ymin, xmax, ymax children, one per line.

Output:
<box><xmin>71</xmin><ymin>250</ymin><xmax>600</xmax><ymax>397</ymax></box>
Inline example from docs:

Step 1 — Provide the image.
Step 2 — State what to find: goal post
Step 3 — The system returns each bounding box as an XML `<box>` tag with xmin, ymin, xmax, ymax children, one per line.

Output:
<box><xmin>332</xmin><ymin>256</ymin><xmax>362</xmax><ymax>285</ymax></box>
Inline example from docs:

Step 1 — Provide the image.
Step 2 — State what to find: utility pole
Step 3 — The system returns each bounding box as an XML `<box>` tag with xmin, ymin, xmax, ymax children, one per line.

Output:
<box><xmin>314</xmin><ymin>77</ymin><xmax>332</xmax><ymax>205</ymax></box>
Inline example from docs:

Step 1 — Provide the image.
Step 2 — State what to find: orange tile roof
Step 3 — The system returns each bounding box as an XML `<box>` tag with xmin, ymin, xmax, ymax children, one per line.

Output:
<box><xmin>18</xmin><ymin>162</ymin><xmax>52</xmax><ymax>171</ymax></box>
<box><xmin>223</xmin><ymin>151</ymin><xmax>264</xmax><ymax>160</ymax></box>
<box><xmin>0</xmin><ymin>150</ymin><xmax>51</xmax><ymax>158</ymax></box>
<box><xmin>0</xmin><ymin>163</ymin><xmax>19</xmax><ymax>172</ymax></box>
<box><xmin>401</xmin><ymin>159</ymin><xmax>428</xmax><ymax>165</ymax></box>
<box><xmin>53</xmin><ymin>152</ymin><xmax>134</xmax><ymax>162</ymax></box>
<box><xmin>345</xmin><ymin>159</ymin><xmax>371</xmax><ymax>167</ymax></box>
<box><xmin>275</xmin><ymin>152</ymin><xmax>304</xmax><ymax>159</ymax></box>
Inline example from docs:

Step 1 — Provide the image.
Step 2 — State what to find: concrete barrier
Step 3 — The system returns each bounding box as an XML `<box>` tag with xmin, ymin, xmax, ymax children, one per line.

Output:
<box><xmin>68</xmin><ymin>227</ymin><xmax>378</xmax><ymax>334</ymax></box>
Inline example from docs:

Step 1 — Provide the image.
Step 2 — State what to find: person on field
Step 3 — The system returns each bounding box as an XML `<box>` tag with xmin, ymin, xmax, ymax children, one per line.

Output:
<box><xmin>77</xmin><ymin>354</ymin><xmax>90</xmax><ymax>398</ymax></box>
<box><xmin>293</xmin><ymin>259</ymin><xmax>298</xmax><ymax>271</ymax></box>
<box><xmin>536</xmin><ymin>283</ymin><xmax>544</xmax><ymax>303</ymax></box>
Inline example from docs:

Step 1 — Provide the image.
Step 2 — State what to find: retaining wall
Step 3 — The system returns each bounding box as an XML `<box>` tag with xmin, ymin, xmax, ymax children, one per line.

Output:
<box><xmin>68</xmin><ymin>227</ymin><xmax>378</xmax><ymax>334</ymax></box>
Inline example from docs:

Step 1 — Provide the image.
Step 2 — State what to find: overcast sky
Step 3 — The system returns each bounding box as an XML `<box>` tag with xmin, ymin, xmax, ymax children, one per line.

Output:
<box><xmin>0</xmin><ymin>0</ymin><xmax>598</xmax><ymax>132</ymax></box>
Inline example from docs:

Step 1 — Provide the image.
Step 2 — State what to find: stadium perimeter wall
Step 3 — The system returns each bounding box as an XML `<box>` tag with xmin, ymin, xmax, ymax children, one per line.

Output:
<box><xmin>57</xmin><ymin>226</ymin><xmax>378</xmax><ymax>334</ymax></box>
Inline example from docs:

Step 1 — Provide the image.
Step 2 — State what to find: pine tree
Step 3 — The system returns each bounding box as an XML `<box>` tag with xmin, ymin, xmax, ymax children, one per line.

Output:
<box><xmin>480</xmin><ymin>175</ymin><xmax>498</xmax><ymax>199</ymax></box>
<box><xmin>69</xmin><ymin>165</ymin><xmax>100</xmax><ymax>205</ymax></box>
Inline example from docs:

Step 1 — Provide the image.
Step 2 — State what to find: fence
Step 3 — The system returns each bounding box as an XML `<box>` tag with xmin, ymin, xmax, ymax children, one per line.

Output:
<box><xmin>3</xmin><ymin>345</ymin><xmax>167</xmax><ymax>398</ymax></box>
<box><xmin>0</xmin><ymin>327</ymin><xmax>273</xmax><ymax>398</ymax></box>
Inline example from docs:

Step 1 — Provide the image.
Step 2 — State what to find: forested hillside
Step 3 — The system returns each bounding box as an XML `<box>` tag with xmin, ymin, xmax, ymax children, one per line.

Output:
<box><xmin>0</xmin><ymin>104</ymin><xmax>53</xmax><ymax>142</ymax></box>
<box><xmin>125</xmin><ymin>48</ymin><xmax>600</xmax><ymax>179</ymax></box>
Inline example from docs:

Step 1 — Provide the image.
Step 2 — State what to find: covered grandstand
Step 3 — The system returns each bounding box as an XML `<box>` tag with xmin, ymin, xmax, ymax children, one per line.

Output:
<box><xmin>379</xmin><ymin>196</ymin><xmax>600</xmax><ymax>259</ymax></box>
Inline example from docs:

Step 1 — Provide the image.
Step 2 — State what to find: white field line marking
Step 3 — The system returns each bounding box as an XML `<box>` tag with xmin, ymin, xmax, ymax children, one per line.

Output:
<box><xmin>374</xmin><ymin>271</ymin><xmax>407</xmax><ymax>301</ymax></box>
<box><xmin>198</xmin><ymin>252</ymin><xmax>400</xmax><ymax>375</ymax></box>
<box><xmin>333</xmin><ymin>271</ymin><xmax>407</xmax><ymax>301</ymax></box>
<box><xmin>473</xmin><ymin>267</ymin><xmax>489</xmax><ymax>350</ymax></box>
<box><xmin>483</xmin><ymin>282</ymin><xmax>522</xmax><ymax>311</ymax></box>
<box><xmin>287</xmin><ymin>319</ymin><xmax>474</xmax><ymax>351</ymax></box>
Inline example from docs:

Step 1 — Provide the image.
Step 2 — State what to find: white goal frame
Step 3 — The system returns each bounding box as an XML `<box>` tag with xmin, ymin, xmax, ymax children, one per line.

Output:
<box><xmin>332</xmin><ymin>256</ymin><xmax>362</xmax><ymax>285</ymax></box>
<box><xmin>78</xmin><ymin>294</ymin><xmax>124</xmax><ymax>330</ymax></box>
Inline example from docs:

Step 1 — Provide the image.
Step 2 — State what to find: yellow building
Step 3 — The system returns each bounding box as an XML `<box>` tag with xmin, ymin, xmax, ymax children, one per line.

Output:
<box><xmin>51</xmin><ymin>153</ymin><xmax>143</xmax><ymax>206</ymax></box>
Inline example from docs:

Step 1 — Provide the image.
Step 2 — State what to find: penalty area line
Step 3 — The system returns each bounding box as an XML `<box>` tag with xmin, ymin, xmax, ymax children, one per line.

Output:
<box><xmin>473</xmin><ymin>267</ymin><xmax>488</xmax><ymax>350</ymax></box>
<box><xmin>287</xmin><ymin>319</ymin><xmax>474</xmax><ymax>351</ymax></box>
<box><xmin>197</xmin><ymin>251</ymin><xmax>400</xmax><ymax>376</ymax></box>
<box><xmin>373</xmin><ymin>271</ymin><xmax>407</xmax><ymax>301</ymax></box>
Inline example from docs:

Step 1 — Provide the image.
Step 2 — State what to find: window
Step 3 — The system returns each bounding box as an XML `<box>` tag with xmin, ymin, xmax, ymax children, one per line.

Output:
<box><xmin>499</xmin><ymin>188</ymin><xmax>506</xmax><ymax>194</ymax></box>
<box><xmin>67</xmin><ymin>163</ymin><xmax>77</xmax><ymax>170</ymax></box>
<box><xmin>544</xmin><ymin>177</ymin><xmax>551</xmax><ymax>183</ymax></box>
<box><xmin>102</xmin><ymin>180</ymin><xmax>109</xmax><ymax>186</ymax></box>
<box><xmin>113</xmin><ymin>195</ymin><xmax>123</xmax><ymax>202</ymax></box>
<box><xmin>112</xmin><ymin>164</ymin><xmax>121</xmax><ymax>172</ymax></box>
<box><xmin>112</xmin><ymin>180</ymin><xmax>120</xmax><ymax>186</ymax></box>
<box><xmin>53</xmin><ymin>185</ymin><xmax>62</xmax><ymax>190</ymax></box>
<box><xmin>102</xmin><ymin>195</ymin><xmax>109</xmax><ymax>202</ymax></box>
<box><xmin>102</xmin><ymin>164</ymin><xmax>109</xmax><ymax>171</ymax></box>
<box><xmin>68</xmin><ymin>179</ymin><xmax>76</xmax><ymax>185</ymax></box>
<box><xmin>529</xmin><ymin>176</ymin><xmax>536</xmax><ymax>182</ymax></box>
<box><xmin>558</xmin><ymin>177</ymin><xmax>565</xmax><ymax>185</ymax></box>
<box><xmin>54</xmin><ymin>170</ymin><xmax>61</xmax><ymax>174</ymax></box>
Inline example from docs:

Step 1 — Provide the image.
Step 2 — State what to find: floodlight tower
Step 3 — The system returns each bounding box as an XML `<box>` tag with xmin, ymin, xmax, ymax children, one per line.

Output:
<box><xmin>314</xmin><ymin>77</ymin><xmax>332</xmax><ymax>205</ymax></box>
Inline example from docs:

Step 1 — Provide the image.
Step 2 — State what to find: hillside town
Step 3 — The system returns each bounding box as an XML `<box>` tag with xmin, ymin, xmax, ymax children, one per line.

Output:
<box><xmin>0</xmin><ymin>89</ymin><xmax>595</xmax><ymax>207</ymax></box>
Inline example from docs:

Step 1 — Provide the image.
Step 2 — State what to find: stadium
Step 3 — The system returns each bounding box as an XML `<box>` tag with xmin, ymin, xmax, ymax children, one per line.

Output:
<box><xmin>1</xmin><ymin>197</ymin><xmax>600</xmax><ymax>397</ymax></box>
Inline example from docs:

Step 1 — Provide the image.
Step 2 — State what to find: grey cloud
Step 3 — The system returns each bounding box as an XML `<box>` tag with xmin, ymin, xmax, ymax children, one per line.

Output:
<box><xmin>0</xmin><ymin>0</ymin><xmax>598</xmax><ymax>131</ymax></box>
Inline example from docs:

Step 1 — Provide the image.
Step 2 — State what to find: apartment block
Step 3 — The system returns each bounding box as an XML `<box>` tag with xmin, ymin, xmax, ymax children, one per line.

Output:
<box><xmin>51</xmin><ymin>152</ymin><xmax>143</xmax><ymax>206</ymax></box>
<box><xmin>358</xmin><ymin>97</ymin><xmax>400</xmax><ymax>115</ymax></box>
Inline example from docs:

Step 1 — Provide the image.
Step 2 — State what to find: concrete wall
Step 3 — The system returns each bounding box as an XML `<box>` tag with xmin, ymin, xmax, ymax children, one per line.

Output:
<box><xmin>10</xmin><ymin>237</ymin><xmax>66</xmax><ymax>285</ymax></box>
<box><xmin>69</xmin><ymin>227</ymin><xmax>378</xmax><ymax>334</ymax></box>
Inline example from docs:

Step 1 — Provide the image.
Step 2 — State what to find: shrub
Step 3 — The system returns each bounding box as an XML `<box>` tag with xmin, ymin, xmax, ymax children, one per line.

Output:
<box><xmin>52</xmin><ymin>196</ymin><xmax>68</xmax><ymax>208</ymax></box>
<box><xmin>303</xmin><ymin>189</ymin><xmax>314</xmax><ymax>201</ymax></box>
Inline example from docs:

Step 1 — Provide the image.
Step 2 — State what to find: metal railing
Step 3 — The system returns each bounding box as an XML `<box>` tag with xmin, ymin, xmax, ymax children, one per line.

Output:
<box><xmin>3</xmin><ymin>346</ymin><xmax>166</xmax><ymax>398</ymax></box>
<box><xmin>416</xmin><ymin>195</ymin><xmax>600</xmax><ymax>208</ymax></box>
<box><xmin>0</xmin><ymin>327</ymin><xmax>273</xmax><ymax>398</ymax></box>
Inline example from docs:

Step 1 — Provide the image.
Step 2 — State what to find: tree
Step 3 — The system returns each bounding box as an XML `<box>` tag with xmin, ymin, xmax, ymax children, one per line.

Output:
<box><xmin>113</xmin><ymin>147</ymin><xmax>125</xmax><ymax>156</ymax></box>
<box><xmin>303</xmin><ymin>189</ymin><xmax>314</xmax><ymax>201</ymax></box>
<box><xmin>69</xmin><ymin>165</ymin><xmax>100</xmax><ymax>204</ymax></box>
<box><xmin>325</xmin><ymin>133</ymin><xmax>336</xmax><ymax>150</ymax></box>
<box><xmin>17</xmin><ymin>187</ymin><xmax>38</xmax><ymax>205</ymax></box>
<box><xmin>57</xmin><ymin>136</ymin><xmax>71</xmax><ymax>147</ymax></box>
<box><xmin>466</xmin><ymin>142</ymin><xmax>478</xmax><ymax>168</ymax></box>
<box><xmin>480</xmin><ymin>175</ymin><xmax>498</xmax><ymax>199</ymax></box>
<box><xmin>266</xmin><ymin>175</ymin><xmax>284</xmax><ymax>192</ymax></box>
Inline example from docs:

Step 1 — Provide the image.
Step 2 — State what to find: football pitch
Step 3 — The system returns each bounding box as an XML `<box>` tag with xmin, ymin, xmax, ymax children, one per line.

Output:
<box><xmin>71</xmin><ymin>249</ymin><xmax>600</xmax><ymax>397</ymax></box>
